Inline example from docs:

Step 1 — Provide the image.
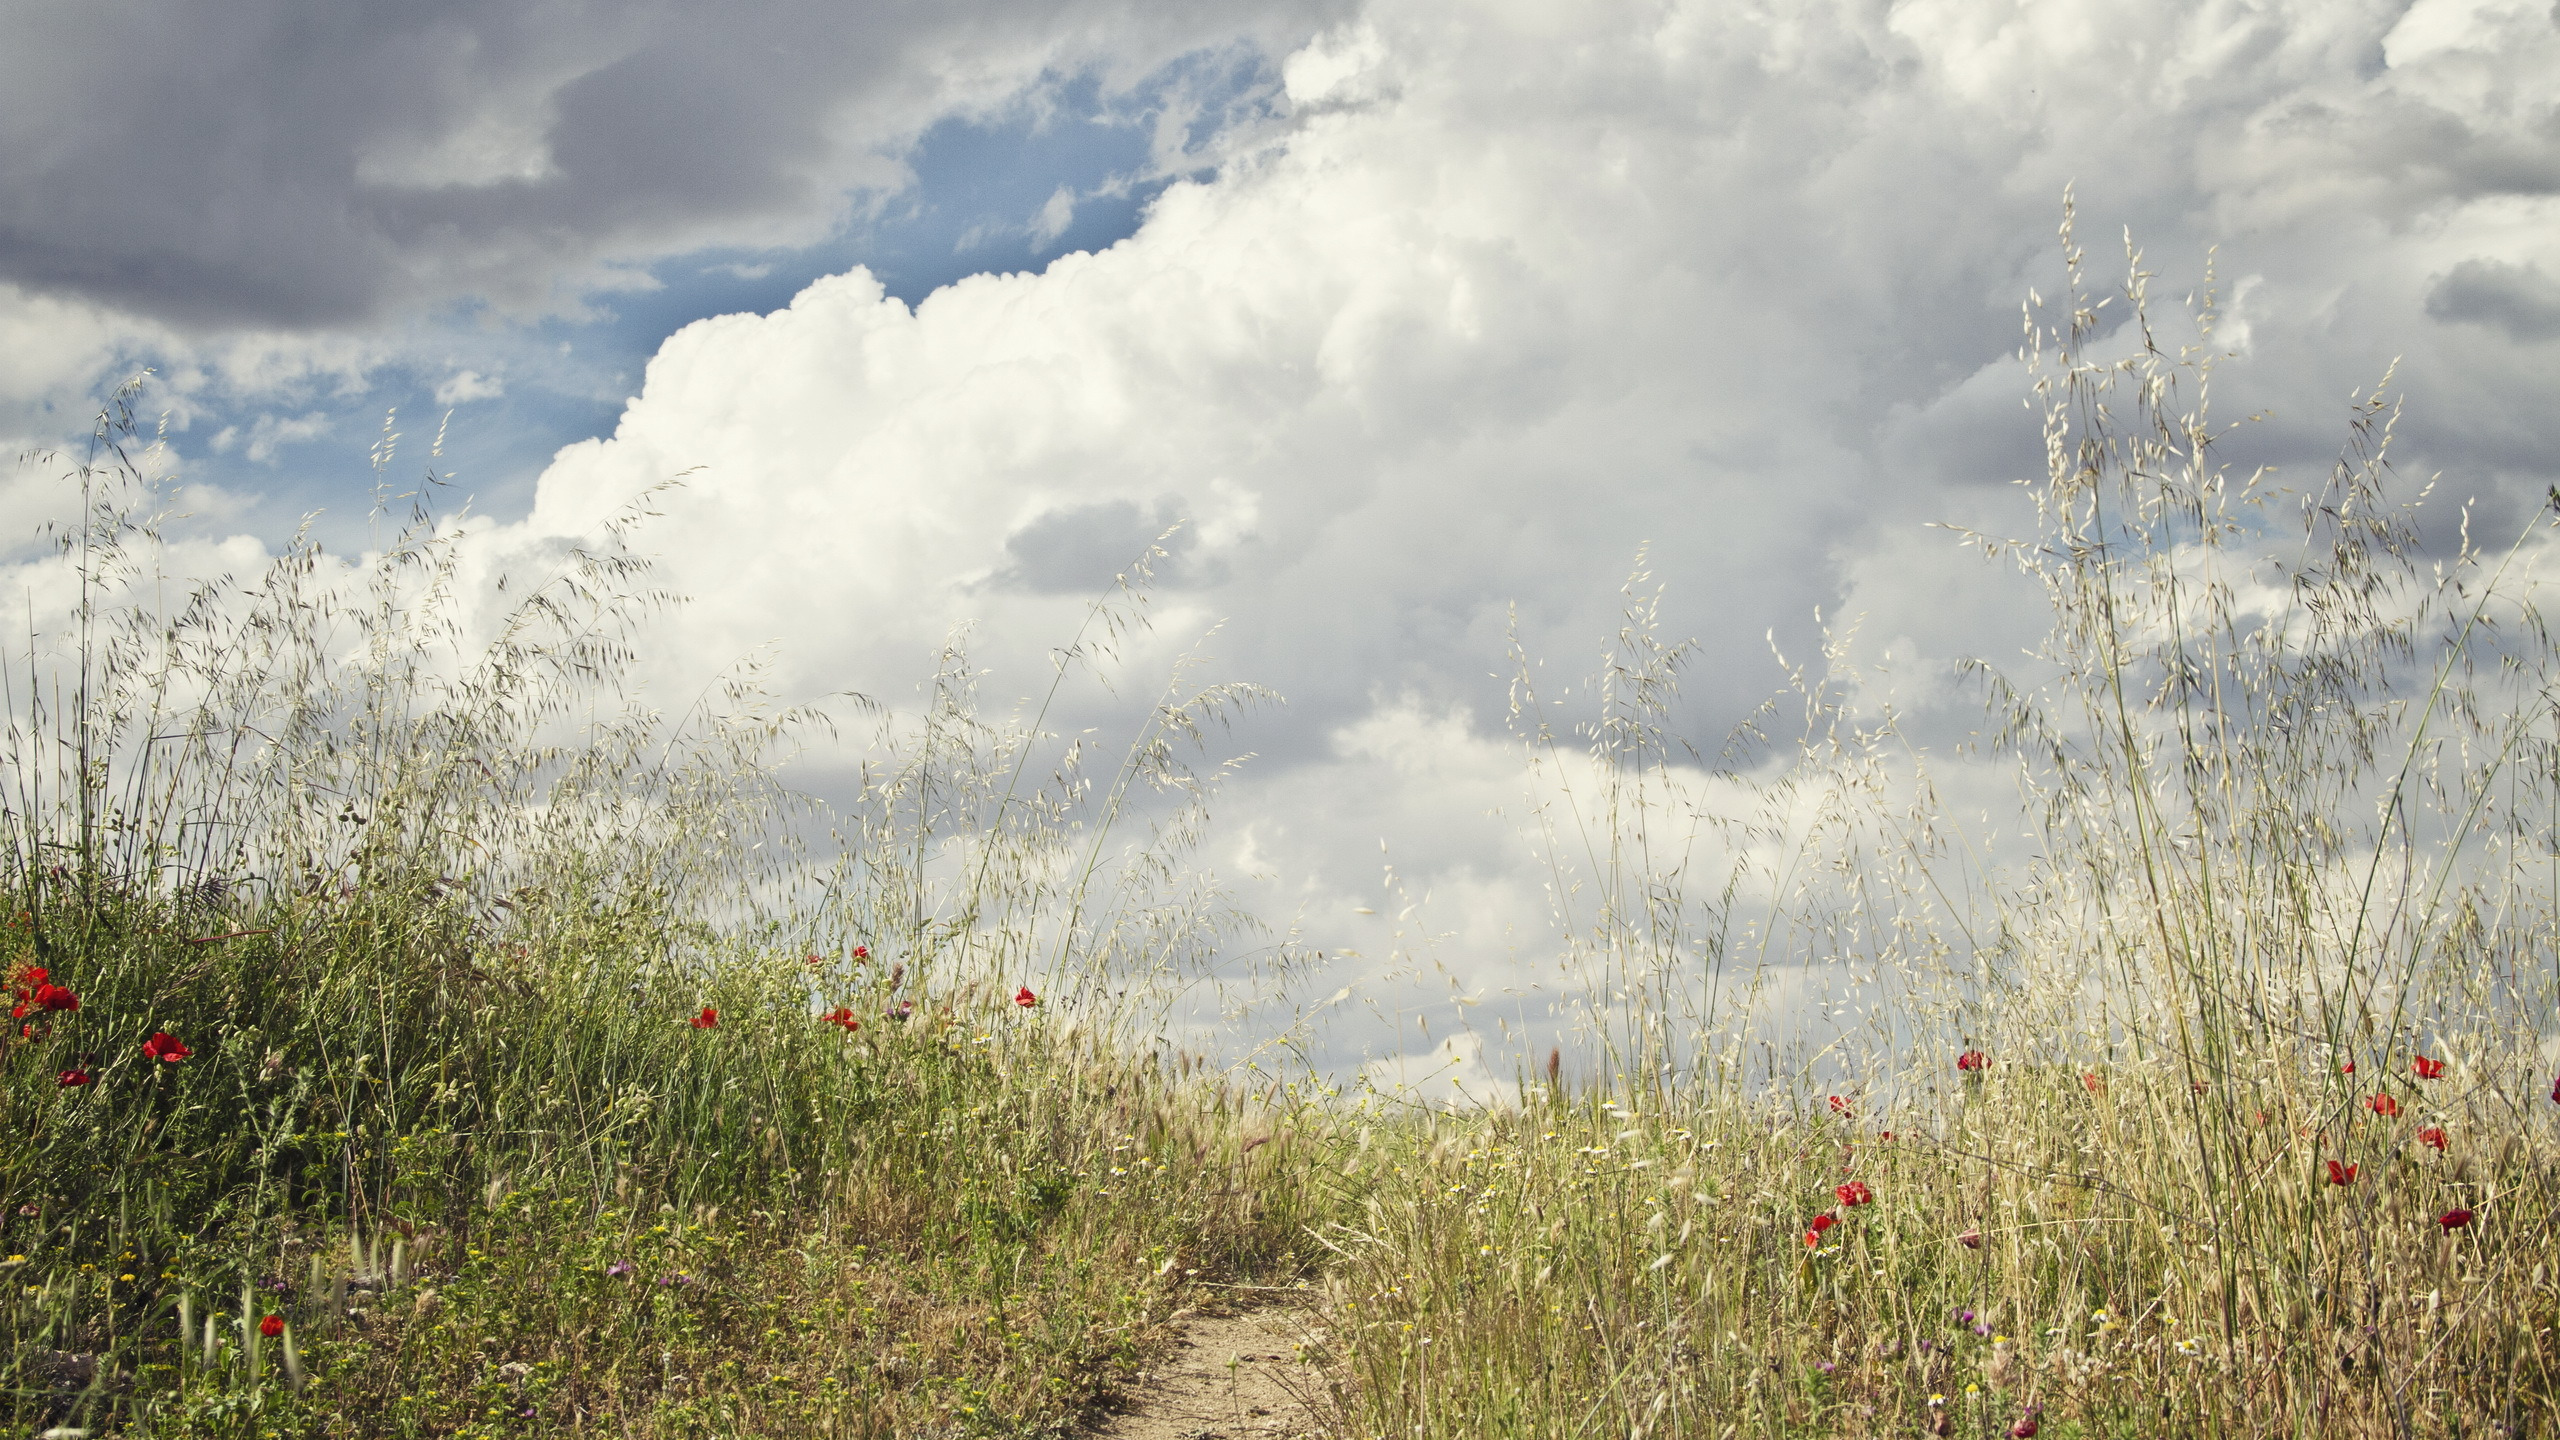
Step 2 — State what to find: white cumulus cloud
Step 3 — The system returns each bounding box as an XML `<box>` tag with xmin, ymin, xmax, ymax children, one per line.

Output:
<box><xmin>200</xmin><ymin>0</ymin><xmax>2560</xmax><ymax>1064</ymax></box>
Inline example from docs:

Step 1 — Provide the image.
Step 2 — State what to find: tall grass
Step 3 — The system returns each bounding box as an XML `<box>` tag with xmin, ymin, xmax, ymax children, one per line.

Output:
<box><xmin>1303</xmin><ymin>213</ymin><xmax>2560</xmax><ymax>1438</ymax></box>
<box><xmin>0</xmin><ymin>395</ymin><xmax>1310</xmax><ymax>1437</ymax></box>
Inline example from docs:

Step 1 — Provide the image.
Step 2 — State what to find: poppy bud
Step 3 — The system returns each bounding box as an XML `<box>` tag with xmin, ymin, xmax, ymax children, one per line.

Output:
<box><xmin>1014</xmin><ymin>986</ymin><xmax>1038</xmax><ymax>1008</ymax></box>
<box><xmin>259</xmin><ymin>1315</ymin><xmax>284</xmax><ymax>1338</ymax></box>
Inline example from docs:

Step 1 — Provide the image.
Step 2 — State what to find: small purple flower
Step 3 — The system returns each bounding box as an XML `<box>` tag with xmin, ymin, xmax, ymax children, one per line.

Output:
<box><xmin>656</xmin><ymin>1272</ymin><xmax>691</xmax><ymax>1287</ymax></box>
<box><xmin>606</xmin><ymin>1261</ymin><xmax>633</xmax><ymax>1278</ymax></box>
<box><xmin>1955</xmin><ymin>1308</ymin><xmax>1975</xmax><ymax>1325</ymax></box>
<box><xmin>1816</xmin><ymin>1361</ymin><xmax>1837</xmax><ymax>1374</ymax></box>
<box><xmin>1974</xmin><ymin>1324</ymin><xmax>1992</xmax><ymax>1337</ymax></box>
<box><xmin>1918</xmin><ymin>1338</ymin><xmax>1935</xmax><ymax>1354</ymax></box>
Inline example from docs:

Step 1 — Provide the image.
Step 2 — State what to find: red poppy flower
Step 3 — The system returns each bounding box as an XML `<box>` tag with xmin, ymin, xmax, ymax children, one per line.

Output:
<box><xmin>851</xmin><ymin>945</ymin><xmax>870</xmax><ymax>960</ymax></box>
<box><xmin>29</xmin><ymin>982</ymin><xmax>77</xmax><ymax>1012</ymax></box>
<box><xmin>2438</xmin><ymin>1208</ymin><xmax>2474</xmax><ymax>1231</ymax></box>
<box><xmin>2552</xmin><ymin>1074</ymin><xmax>2560</xmax><ymax>1105</ymax></box>
<box><xmin>2412</xmin><ymin>1054</ymin><xmax>2445</xmax><ymax>1079</ymax></box>
<box><xmin>1835</xmin><ymin>1180</ymin><xmax>1873</xmax><ymax>1207</ymax></box>
<box><xmin>1014</xmin><ymin>986</ymin><xmax>1038</xmax><ymax>1009</ymax></box>
<box><xmin>1878</xmin><ymin>1130</ymin><xmax>1895</xmax><ymax>1142</ymax></box>
<box><xmin>2325</xmin><ymin>1160</ymin><xmax>2357</xmax><ymax>1186</ymax></box>
<box><xmin>804</xmin><ymin>953</ymin><xmax>824</xmax><ymax>967</ymax></box>
<box><xmin>141</xmin><ymin>1032</ymin><xmax>192</xmax><ymax>1063</ymax></box>
<box><xmin>57</xmin><ymin>1068</ymin><xmax>90</xmax><ymax>1087</ymax></box>
<box><xmin>259</xmin><ymin>1314</ymin><xmax>284</xmax><ymax>1338</ymax></box>
<box><xmin>821</xmin><ymin>1005</ymin><xmax>860</xmax><ymax>1032</ymax></box>
<box><xmin>2367</xmin><ymin>1094</ymin><xmax>2400</xmax><ymax>1117</ymax></box>
<box><xmin>1828</xmin><ymin>1095</ymin><xmax>1850</xmax><ymax>1115</ymax></box>
<box><xmin>1956</xmin><ymin>1050</ymin><xmax>1987</xmax><ymax>1073</ymax></box>
<box><xmin>1804</xmin><ymin>1211</ymin><xmax>1838</xmax><ymax>1246</ymax></box>
<box><xmin>2009</xmin><ymin>1413</ymin><xmax>2042</xmax><ymax>1439</ymax></box>
<box><xmin>2082</xmin><ymin>1073</ymin><xmax>2103</xmax><ymax>1094</ymax></box>
<box><xmin>689</xmin><ymin>1007</ymin><xmax>718</xmax><ymax>1029</ymax></box>
<box><xmin>2339</xmin><ymin>1061</ymin><xmax>2355</xmax><ymax>1075</ymax></box>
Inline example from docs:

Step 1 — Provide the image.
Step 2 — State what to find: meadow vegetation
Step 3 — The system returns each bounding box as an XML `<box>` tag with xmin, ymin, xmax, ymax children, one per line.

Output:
<box><xmin>0</xmin><ymin>403</ymin><xmax>1317</xmax><ymax>1438</ymax></box>
<box><xmin>6</xmin><ymin>215</ymin><xmax>2558</xmax><ymax>1439</ymax></box>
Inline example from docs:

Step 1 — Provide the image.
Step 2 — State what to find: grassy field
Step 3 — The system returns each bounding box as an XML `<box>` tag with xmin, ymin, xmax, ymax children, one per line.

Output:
<box><xmin>7</xmin><ymin>228</ymin><xmax>2559</xmax><ymax>1438</ymax></box>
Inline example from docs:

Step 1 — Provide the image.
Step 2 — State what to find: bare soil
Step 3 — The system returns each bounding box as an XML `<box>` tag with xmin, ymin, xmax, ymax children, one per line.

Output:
<box><xmin>1091</xmin><ymin>1301</ymin><xmax>1331</xmax><ymax>1440</ymax></box>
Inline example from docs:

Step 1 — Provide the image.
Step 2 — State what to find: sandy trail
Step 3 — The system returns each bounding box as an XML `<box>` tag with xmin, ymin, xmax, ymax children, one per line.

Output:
<box><xmin>1091</xmin><ymin>1302</ymin><xmax>1331</xmax><ymax>1440</ymax></box>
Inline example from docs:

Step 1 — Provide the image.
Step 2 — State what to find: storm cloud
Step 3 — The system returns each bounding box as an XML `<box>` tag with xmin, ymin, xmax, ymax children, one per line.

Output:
<box><xmin>0</xmin><ymin>0</ymin><xmax>1347</xmax><ymax>330</ymax></box>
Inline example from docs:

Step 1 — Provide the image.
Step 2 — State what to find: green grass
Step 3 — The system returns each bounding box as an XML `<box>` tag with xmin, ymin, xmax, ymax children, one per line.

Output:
<box><xmin>0</xmin><ymin>392</ymin><xmax>1316</xmax><ymax>1437</ymax></box>
<box><xmin>0</xmin><ymin>869</ymin><xmax>1325</xmax><ymax>1437</ymax></box>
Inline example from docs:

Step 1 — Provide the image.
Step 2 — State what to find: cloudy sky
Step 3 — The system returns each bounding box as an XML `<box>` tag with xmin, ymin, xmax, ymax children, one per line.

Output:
<box><xmin>6</xmin><ymin>0</ymin><xmax>2558</xmax><ymax>1089</ymax></box>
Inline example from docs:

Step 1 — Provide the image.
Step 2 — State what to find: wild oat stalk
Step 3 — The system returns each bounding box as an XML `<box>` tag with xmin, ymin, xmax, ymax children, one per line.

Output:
<box><xmin>1312</xmin><ymin>203</ymin><xmax>2560</xmax><ymax>1439</ymax></box>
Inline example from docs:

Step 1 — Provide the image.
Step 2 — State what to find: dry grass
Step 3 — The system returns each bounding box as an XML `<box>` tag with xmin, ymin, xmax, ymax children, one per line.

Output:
<box><xmin>1289</xmin><ymin>206</ymin><xmax>2560</xmax><ymax>1438</ymax></box>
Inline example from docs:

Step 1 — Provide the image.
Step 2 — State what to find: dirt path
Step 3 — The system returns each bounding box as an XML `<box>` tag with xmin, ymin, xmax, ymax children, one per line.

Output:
<box><xmin>1091</xmin><ymin>1302</ymin><xmax>1332</xmax><ymax>1440</ymax></box>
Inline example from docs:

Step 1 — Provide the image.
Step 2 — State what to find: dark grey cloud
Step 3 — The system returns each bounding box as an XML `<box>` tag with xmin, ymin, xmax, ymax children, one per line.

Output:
<box><xmin>0</xmin><ymin>0</ymin><xmax>1349</xmax><ymax>331</ymax></box>
<box><xmin>2429</xmin><ymin>258</ymin><xmax>2560</xmax><ymax>342</ymax></box>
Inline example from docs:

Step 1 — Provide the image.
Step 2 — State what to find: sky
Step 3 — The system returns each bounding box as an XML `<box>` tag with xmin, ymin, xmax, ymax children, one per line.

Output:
<box><xmin>5</xmin><ymin>0</ymin><xmax>2558</xmax><ymax>1095</ymax></box>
